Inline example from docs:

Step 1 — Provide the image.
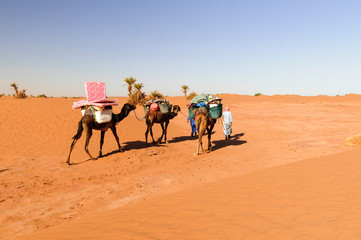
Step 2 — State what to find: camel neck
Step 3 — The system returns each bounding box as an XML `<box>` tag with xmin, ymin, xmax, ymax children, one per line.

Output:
<box><xmin>169</xmin><ymin>111</ymin><xmax>178</xmax><ymax>119</ymax></box>
<box><xmin>116</xmin><ymin>107</ymin><xmax>131</xmax><ymax>123</ymax></box>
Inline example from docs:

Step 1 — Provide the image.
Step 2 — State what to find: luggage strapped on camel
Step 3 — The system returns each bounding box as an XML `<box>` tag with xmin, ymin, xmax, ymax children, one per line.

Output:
<box><xmin>143</xmin><ymin>99</ymin><xmax>173</xmax><ymax>115</ymax></box>
<box><xmin>188</xmin><ymin>94</ymin><xmax>223</xmax><ymax>120</ymax></box>
<box><xmin>72</xmin><ymin>82</ymin><xmax>119</xmax><ymax>124</ymax></box>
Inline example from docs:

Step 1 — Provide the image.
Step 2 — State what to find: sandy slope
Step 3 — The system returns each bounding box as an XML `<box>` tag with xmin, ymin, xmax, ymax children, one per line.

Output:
<box><xmin>1</xmin><ymin>94</ymin><xmax>361</xmax><ymax>239</ymax></box>
<box><xmin>19</xmin><ymin>149</ymin><xmax>361</xmax><ymax>240</ymax></box>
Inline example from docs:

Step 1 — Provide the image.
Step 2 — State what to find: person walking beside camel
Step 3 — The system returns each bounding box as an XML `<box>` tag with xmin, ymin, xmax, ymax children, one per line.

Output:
<box><xmin>187</xmin><ymin>116</ymin><xmax>197</xmax><ymax>137</ymax></box>
<box><xmin>222</xmin><ymin>106</ymin><xmax>233</xmax><ymax>140</ymax></box>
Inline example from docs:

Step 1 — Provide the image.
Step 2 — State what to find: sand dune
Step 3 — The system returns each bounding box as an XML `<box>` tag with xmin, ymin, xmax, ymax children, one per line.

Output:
<box><xmin>1</xmin><ymin>94</ymin><xmax>361</xmax><ymax>239</ymax></box>
<box><xmin>19</xmin><ymin>149</ymin><xmax>361</xmax><ymax>240</ymax></box>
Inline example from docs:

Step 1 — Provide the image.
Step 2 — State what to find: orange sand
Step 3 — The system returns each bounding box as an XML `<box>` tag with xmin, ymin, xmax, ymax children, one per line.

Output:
<box><xmin>0</xmin><ymin>94</ymin><xmax>361</xmax><ymax>239</ymax></box>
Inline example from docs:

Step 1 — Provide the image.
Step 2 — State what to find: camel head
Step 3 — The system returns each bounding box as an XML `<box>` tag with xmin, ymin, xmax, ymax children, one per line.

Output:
<box><xmin>168</xmin><ymin>105</ymin><xmax>181</xmax><ymax>120</ymax></box>
<box><xmin>172</xmin><ymin>105</ymin><xmax>181</xmax><ymax>113</ymax></box>
<box><xmin>123</xmin><ymin>103</ymin><xmax>137</xmax><ymax>112</ymax></box>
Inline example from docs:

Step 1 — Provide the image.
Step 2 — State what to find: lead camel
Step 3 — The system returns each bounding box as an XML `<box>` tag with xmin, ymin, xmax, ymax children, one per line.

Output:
<box><xmin>66</xmin><ymin>103</ymin><xmax>136</xmax><ymax>165</ymax></box>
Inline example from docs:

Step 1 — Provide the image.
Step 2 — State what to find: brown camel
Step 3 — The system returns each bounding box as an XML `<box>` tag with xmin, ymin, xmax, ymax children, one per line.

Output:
<box><xmin>193</xmin><ymin>107</ymin><xmax>216</xmax><ymax>155</ymax></box>
<box><xmin>145</xmin><ymin>105</ymin><xmax>181</xmax><ymax>145</ymax></box>
<box><xmin>66</xmin><ymin>103</ymin><xmax>136</xmax><ymax>165</ymax></box>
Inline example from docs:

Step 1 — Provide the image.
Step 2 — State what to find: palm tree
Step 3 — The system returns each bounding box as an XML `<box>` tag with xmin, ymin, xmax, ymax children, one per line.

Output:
<box><xmin>134</xmin><ymin>83</ymin><xmax>144</xmax><ymax>95</ymax></box>
<box><xmin>181</xmin><ymin>85</ymin><xmax>189</xmax><ymax>97</ymax></box>
<box><xmin>123</xmin><ymin>77</ymin><xmax>136</xmax><ymax>96</ymax></box>
<box><xmin>133</xmin><ymin>83</ymin><xmax>145</xmax><ymax>103</ymax></box>
<box><xmin>10</xmin><ymin>83</ymin><xmax>19</xmax><ymax>97</ymax></box>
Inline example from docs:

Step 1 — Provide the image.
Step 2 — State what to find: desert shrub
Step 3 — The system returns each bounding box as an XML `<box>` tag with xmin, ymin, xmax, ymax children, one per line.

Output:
<box><xmin>15</xmin><ymin>91</ymin><xmax>27</xmax><ymax>99</ymax></box>
<box><xmin>11</xmin><ymin>84</ymin><xmax>27</xmax><ymax>99</ymax></box>
<box><xmin>254</xmin><ymin>93</ymin><xmax>262</xmax><ymax>96</ymax></box>
<box><xmin>149</xmin><ymin>90</ymin><xmax>164</xmax><ymax>100</ymax></box>
<box><xmin>127</xmin><ymin>93</ymin><xmax>138</xmax><ymax>105</ymax></box>
<box><xmin>37</xmin><ymin>94</ymin><xmax>47</xmax><ymax>98</ymax></box>
<box><xmin>127</xmin><ymin>92</ymin><xmax>147</xmax><ymax>105</ymax></box>
<box><xmin>125</xmin><ymin>81</ymin><xmax>146</xmax><ymax>105</ymax></box>
<box><xmin>186</xmin><ymin>92</ymin><xmax>197</xmax><ymax>100</ymax></box>
<box><xmin>0</xmin><ymin>93</ymin><xmax>4</xmax><ymax>98</ymax></box>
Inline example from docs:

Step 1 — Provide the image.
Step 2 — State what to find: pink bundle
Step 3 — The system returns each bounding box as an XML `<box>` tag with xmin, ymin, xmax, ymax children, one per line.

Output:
<box><xmin>72</xmin><ymin>82</ymin><xmax>119</xmax><ymax>109</ymax></box>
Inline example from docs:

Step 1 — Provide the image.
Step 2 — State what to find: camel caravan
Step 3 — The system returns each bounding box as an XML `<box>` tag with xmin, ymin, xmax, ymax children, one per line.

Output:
<box><xmin>67</xmin><ymin>82</ymin><xmax>223</xmax><ymax>165</ymax></box>
<box><xmin>67</xmin><ymin>82</ymin><xmax>136</xmax><ymax>165</ymax></box>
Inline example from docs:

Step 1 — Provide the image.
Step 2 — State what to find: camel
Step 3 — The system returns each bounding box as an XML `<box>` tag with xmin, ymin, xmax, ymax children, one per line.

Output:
<box><xmin>145</xmin><ymin>105</ymin><xmax>181</xmax><ymax>145</ymax></box>
<box><xmin>66</xmin><ymin>103</ymin><xmax>136</xmax><ymax>165</ymax></box>
<box><xmin>193</xmin><ymin>107</ymin><xmax>216</xmax><ymax>155</ymax></box>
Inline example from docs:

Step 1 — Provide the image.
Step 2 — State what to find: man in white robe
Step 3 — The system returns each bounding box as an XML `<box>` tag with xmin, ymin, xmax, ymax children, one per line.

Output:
<box><xmin>222</xmin><ymin>106</ymin><xmax>233</xmax><ymax>139</ymax></box>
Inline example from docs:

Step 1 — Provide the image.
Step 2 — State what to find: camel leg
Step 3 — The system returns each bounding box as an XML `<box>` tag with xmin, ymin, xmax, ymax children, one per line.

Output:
<box><xmin>145</xmin><ymin>123</ymin><xmax>154</xmax><ymax>145</ymax></box>
<box><xmin>66</xmin><ymin>120</ymin><xmax>84</xmax><ymax>165</ymax></box>
<box><xmin>99</xmin><ymin>131</ymin><xmax>105</xmax><ymax>157</ymax></box>
<box><xmin>145</xmin><ymin>124</ymin><xmax>150</xmax><ymax>145</ymax></box>
<box><xmin>111</xmin><ymin>126</ymin><xmax>123</xmax><ymax>152</ymax></box>
<box><xmin>66</xmin><ymin>138</ymin><xmax>78</xmax><ymax>165</ymax></box>
<box><xmin>195</xmin><ymin>117</ymin><xmax>202</xmax><ymax>155</ymax></box>
<box><xmin>164</xmin><ymin>121</ymin><xmax>169</xmax><ymax>144</ymax></box>
<box><xmin>196</xmin><ymin>130</ymin><xmax>205</xmax><ymax>155</ymax></box>
<box><xmin>158</xmin><ymin>123</ymin><xmax>165</xmax><ymax>143</ymax></box>
<box><xmin>149</xmin><ymin>124</ymin><xmax>156</xmax><ymax>143</ymax></box>
<box><xmin>207</xmin><ymin>123</ymin><xmax>215</xmax><ymax>151</ymax></box>
<box><xmin>84</xmin><ymin>127</ymin><xmax>95</xmax><ymax>160</ymax></box>
<box><xmin>195</xmin><ymin>120</ymin><xmax>207</xmax><ymax>155</ymax></box>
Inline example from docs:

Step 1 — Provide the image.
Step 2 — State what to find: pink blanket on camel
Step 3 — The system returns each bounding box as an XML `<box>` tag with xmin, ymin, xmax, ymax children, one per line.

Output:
<box><xmin>72</xmin><ymin>82</ymin><xmax>119</xmax><ymax>109</ymax></box>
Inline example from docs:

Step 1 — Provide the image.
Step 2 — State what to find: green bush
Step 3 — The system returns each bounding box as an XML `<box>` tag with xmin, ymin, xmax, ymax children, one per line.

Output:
<box><xmin>254</xmin><ymin>93</ymin><xmax>262</xmax><ymax>96</ymax></box>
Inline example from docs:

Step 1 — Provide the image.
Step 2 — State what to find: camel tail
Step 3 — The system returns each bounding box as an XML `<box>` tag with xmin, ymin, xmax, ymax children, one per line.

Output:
<box><xmin>72</xmin><ymin>120</ymin><xmax>84</xmax><ymax>139</ymax></box>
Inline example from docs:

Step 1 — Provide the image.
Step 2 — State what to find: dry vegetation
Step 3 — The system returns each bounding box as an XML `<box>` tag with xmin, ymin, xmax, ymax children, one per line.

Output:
<box><xmin>124</xmin><ymin>77</ymin><xmax>168</xmax><ymax>105</ymax></box>
<box><xmin>187</xmin><ymin>92</ymin><xmax>197</xmax><ymax>100</ymax></box>
<box><xmin>10</xmin><ymin>83</ymin><xmax>27</xmax><ymax>99</ymax></box>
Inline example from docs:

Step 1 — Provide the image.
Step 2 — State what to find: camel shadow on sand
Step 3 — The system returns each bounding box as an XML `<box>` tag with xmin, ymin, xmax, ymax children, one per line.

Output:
<box><xmin>212</xmin><ymin>133</ymin><xmax>247</xmax><ymax>151</ymax></box>
<box><xmin>169</xmin><ymin>131</ymin><xmax>215</xmax><ymax>143</ymax></box>
<box><xmin>70</xmin><ymin>133</ymin><xmax>246</xmax><ymax>165</ymax></box>
<box><xmin>0</xmin><ymin>169</ymin><xmax>10</xmax><ymax>174</ymax></box>
<box><xmin>70</xmin><ymin>149</ymin><xmax>124</xmax><ymax>166</ymax></box>
<box><xmin>168</xmin><ymin>135</ymin><xmax>198</xmax><ymax>143</ymax></box>
<box><xmin>70</xmin><ymin>141</ymin><xmax>167</xmax><ymax>165</ymax></box>
<box><xmin>121</xmin><ymin>140</ymin><xmax>167</xmax><ymax>151</ymax></box>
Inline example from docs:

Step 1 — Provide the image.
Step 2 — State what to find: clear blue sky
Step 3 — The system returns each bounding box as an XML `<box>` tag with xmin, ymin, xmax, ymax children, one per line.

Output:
<box><xmin>1</xmin><ymin>0</ymin><xmax>361</xmax><ymax>97</ymax></box>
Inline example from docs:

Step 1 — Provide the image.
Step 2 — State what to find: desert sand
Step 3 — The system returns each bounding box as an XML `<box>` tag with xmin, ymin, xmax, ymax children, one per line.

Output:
<box><xmin>1</xmin><ymin>94</ymin><xmax>361</xmax><ymax>239</ymax></box>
